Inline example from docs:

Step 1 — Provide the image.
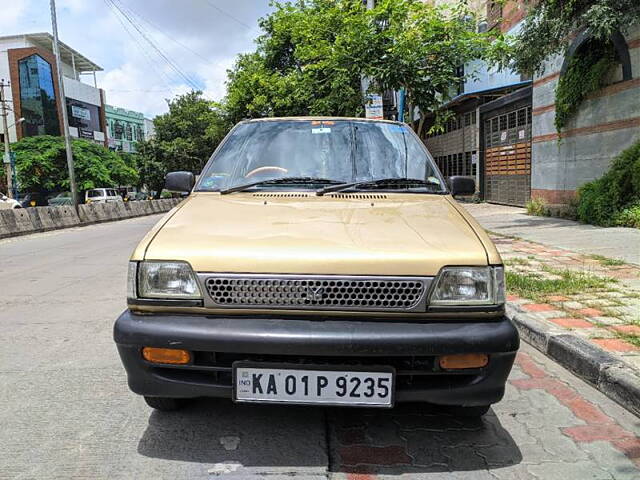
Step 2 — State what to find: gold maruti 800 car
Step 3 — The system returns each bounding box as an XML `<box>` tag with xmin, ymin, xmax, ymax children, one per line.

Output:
<box><xmin>114</xmin><ymin>117</ymin><xmax>519</xmax><ymax>416</ymax></box>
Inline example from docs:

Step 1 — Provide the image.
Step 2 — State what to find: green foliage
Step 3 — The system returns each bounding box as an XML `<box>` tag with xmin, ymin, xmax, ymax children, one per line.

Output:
<box><xmin>576</xmin><ymin>140</ymin><xmax>640</xmax><ymax>227</ymax></box>
<box><xmin>12</xmin><ymin>135</ymin><xmax>138</xmax><ymax>193</ymax></box>
<box><xmin>225</xmin><ymin>0</ymin><xmax>507</xmax><ymax>130</ymax></box>
<box><xmin>153</xmin><ymin>91</ymin><xmax>231</xmax><ymax>173</ymax></box>
<box><xmin>526</xmin><ymin>197</ymin><xmax>548</xmax><ymax>216</ymax></box>
<box><xmin>588</xmin><ymin>254</ymin><xmax>625</xmax><ymax>266</ymax></box>
<box><xmin>136</xmin><ymin>91</ymin><xmax>231</xmax><ymax>196</ymax></box>
<box><xmin>613</xmin><ymin>203</ymin><xmax>640</xmax><ymax>228</ymax></box>
<box><xmin>512</xmin><ymin>0</ymin><xmax>640</xmax><ymax>77</ymax></box>
<box><xmin>506</xmin><ymin>267</ymin><xmax>615</xmax><ymax>303</ymax></box>
<box><xmin>554</xmin><ymin>40</ymin><xmax>615</xmax><ymax>132</ymax></box>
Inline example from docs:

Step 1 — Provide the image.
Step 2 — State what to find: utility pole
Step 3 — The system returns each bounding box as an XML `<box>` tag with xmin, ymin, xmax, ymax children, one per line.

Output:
<box><xmin>0</xmin><ymin>80</ymin><xmax>14</xmax><ymax>198</ymax></box>
<box><xmin>50</xmin><ymin>0</ymin><xmax>79</xmax><ymax>211</ymax></box>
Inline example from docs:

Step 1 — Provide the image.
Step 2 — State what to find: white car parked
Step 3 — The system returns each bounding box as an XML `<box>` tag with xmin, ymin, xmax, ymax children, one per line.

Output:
<box><xmin>0</xmin><ymin>192</ymin><xmax>22</xmax><ymax>209</ymax></box>
<box><xmin>85</xmin><ymin>188</ymin><xmax>123</xmax><ymax>204</ymax></box>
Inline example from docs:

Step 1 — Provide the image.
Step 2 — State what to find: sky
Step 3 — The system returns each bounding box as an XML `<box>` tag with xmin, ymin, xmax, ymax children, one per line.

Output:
<box><xmin>1</xmin><ymin>0</ymin><xmax>274</xmax><ymax>118</ymax></box>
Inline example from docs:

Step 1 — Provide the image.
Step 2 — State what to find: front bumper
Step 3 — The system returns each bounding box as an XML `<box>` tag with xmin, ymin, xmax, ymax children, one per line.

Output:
<box><xmin>114</xmin><ymin>310</ymin><xmax>519</xmax><ymax>406</ymax></box>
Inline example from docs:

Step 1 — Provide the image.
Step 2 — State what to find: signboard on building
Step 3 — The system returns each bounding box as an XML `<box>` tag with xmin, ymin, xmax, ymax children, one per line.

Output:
<box><xmin>78</xmin><ymin>128</ymin><xmax>94</xmax><ymax>139</ymax></box>
<box><xmin>365</xmin><ymin>93</ymin><xmax>383</xmax><ymax>120</ymax></box>
<box><xmin>71</xmin><ymin>105</ymin><xmax>91</xmax><ymax>121</ymax></box>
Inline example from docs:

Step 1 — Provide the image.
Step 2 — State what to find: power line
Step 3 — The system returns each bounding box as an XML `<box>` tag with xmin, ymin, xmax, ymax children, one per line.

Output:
<box><xmin>114</xmin><ymin>0</ymin><xmax>212</xmax><ymax>65</ymax></box>
<box><xmin>108</xmin><ymin>0</ymin><xmax>201</xmax><ymax>90</ymax></box>
<box><xmin>108</xmin><ymin>88</ymin><xmax>176</xmax><ymax>93</ymax></box>
<box><xmin>103</xmin><ymin>0</ymin><xmax>175</xmax><ymax>91</ymax></box>
<box><xmin>106</xmin><ymin>0</ymin><xmax>202</xmax><ymax>90</ymax></box>
<box><xmin>200</xmin><ymin>0</ymin><xmax>252</xmax><ymax>30</ymax></box>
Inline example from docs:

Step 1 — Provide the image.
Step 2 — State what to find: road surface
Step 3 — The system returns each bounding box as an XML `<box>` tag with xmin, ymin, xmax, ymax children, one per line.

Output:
<box><xmin>1</xmin><ymin>215</ymin><xmax>639</xmax><ymax>479</ymax></box>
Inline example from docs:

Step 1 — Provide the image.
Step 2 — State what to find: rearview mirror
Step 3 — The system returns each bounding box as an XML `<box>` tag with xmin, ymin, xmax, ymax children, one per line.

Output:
<box><xmin>165</xmin><ymin>171</ymin><xmax>195</xmax><ymax>193</ymax></box>
<box><xmin>448</xmin><ymin>176</ymin><xmax>476</xmax><ymax>197</ymax></box>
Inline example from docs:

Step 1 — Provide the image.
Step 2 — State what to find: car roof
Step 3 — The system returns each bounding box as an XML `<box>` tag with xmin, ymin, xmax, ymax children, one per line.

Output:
<box><xmin>243</xmin><ymin>116</ymin><xmax>403</xmax><ymax>126</ymax></box>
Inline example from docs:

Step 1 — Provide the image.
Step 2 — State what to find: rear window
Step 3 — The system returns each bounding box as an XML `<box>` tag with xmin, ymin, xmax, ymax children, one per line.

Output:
<box><xmin>87</xmin><ymin>189</ymin><xmax>103</xmax><ymax>198</ymax></box>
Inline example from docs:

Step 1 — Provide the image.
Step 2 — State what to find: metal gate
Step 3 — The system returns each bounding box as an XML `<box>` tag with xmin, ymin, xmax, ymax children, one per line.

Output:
<box><xmin>483</xmin><ymin>106</ymin><xmax>532</xmax><ymax>206</ymax></box>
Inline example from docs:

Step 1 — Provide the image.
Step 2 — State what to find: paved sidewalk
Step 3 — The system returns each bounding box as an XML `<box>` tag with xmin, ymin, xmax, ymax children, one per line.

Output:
<box><xmin>462</xmin><ymin>203</ymin><xmax>640</xmax><ymax>265</ymax></box>
<box><xmin>461</xmin><ymin>202</ymin><xmax>640</xmax><ymax>416</ymax></box>
<box><xmin>329</xmin><ymin>348</ymin><xmax>640</xmax><ymax>479</ymax></box>
<box><xmin>492</xmin><ymin>234</ymin><xmax>640</xmax><ymax>371</ymax></box>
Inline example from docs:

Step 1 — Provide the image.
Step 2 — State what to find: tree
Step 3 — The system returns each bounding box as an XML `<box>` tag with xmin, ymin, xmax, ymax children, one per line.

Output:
<box><xmin>134</xmin><ymin>91</ymin><xmax>231</xmax><ymax>197</ymax></box>
<box><xmin>13</xmin><ymin>135</ymin><xmax>138</xmax><ymax>193</ymax></box>
<box><xmin>512</xmin><ymin>0</ymin><xmax>640</xmax><ymax>76</ymax></box>
<box><xmin>135</xmin><ymin>139</ymin><xmax>173</xmax><ymax>197</ymax></box>
<box><xmin>153</xmin><ymin>91</ymin><xmax>231</xmax><ymax>173</ymax></box>
<box><xmin>225</xmin><ymin>0</ymin><xmax>506</xmax><ymax>135</ymax></box>
<box><xmin>226</xmin><ymin>1</ymin><xmax>366</xmax><ymax>122</ymax></box>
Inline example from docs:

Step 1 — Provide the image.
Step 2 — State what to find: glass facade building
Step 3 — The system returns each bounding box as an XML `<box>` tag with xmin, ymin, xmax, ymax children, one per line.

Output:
<box><xmin>18</xmin><ymin>54</ymin><xmax>60</xmax><ymax>137</ymax></box>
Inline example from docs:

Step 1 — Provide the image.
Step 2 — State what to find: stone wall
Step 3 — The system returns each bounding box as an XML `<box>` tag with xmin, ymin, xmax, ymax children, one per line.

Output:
<box><xmin>531</xmin><ymin>26</ymin><xmax>640</xmax><ymax>205</ymax></box>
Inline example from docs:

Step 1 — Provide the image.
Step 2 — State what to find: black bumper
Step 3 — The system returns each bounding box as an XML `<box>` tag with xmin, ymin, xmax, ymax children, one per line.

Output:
<box><xmin>114</xmin><ymin>310</ymin><xmax>519</xmax><ymax>406</ymax></box>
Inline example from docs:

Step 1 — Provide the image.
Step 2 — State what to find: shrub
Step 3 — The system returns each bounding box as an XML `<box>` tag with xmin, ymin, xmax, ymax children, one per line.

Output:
<box><xmin>526</xmin><ymin>197</ymin><xmax>548</xmax><ymax>216</ymax></box>
<box><xmin>576</xmin><ymin>141</ymin><xmax>640</xmax><ymax>227</ymax></box>
<box><xmin>613</xmin><ymin>204</ymin><xmax>640</xmax><ymax>228</ymax></box>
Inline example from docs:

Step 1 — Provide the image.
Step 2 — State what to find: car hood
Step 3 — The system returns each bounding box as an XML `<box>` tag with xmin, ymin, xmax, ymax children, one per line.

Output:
<box><xmin>140</xmin><ymin>192</ymin><xmax>493</xmax><ymax>276</ymax></box>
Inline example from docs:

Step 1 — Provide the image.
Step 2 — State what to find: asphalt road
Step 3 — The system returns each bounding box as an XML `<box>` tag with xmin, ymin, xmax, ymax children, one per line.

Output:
<box><xmin>1</xmin><ymin>215</ymin><xmax>639</xmax><ymax>480</ymax></box>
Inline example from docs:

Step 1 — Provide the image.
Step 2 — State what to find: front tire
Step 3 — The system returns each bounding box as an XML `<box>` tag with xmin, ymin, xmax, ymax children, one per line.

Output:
<box><xmin>144</xmin><ymin>396</ymin><xmax>188</xmax><ymax>411</ymax></box>
<box><xmin>447</xmin><ymin>405</ymin><xmax>491</xmax><ymax>417</ymax></box>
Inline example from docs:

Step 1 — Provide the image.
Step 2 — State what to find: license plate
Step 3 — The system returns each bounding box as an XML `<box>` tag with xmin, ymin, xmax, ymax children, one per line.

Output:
<box><xmin>233</xmin><ymin>364</ymin><xmax>394</xmax><ymax>407</ymax></box>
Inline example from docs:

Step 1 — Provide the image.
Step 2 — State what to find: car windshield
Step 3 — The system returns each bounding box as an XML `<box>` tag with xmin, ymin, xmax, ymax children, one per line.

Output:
<box><xmin>196</xmin><ymin>120</ymin><xmax>445</xmax><ymax>193</ymax></box>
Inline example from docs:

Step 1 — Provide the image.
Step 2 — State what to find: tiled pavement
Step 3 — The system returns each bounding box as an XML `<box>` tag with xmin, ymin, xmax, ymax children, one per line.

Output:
<box><xmin>492</xmin><ymin>234</ymin><xmax>640</xmax><ymax>372</ymax></box>
<box><xmin>325</xmin><ymin>345</ymin><xmax>640</xmax><ymax>480</ymax></box>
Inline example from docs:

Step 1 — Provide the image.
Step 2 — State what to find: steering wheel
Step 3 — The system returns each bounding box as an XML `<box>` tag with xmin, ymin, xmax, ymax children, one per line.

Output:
<box><xmin>245</xmin><ymin>166</ymin><xmax>288</xmax><ymax>178</ymax></box>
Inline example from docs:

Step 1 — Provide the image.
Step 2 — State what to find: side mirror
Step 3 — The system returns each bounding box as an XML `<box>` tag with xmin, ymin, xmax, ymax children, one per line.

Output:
<box><xmin>448</xmin><ymin>176</ymin><xmax>476</xmax><ymax>197</ymax></box>
<box><xmin>165</xmin><ymin>171</ymin><xmax>195</xmax><ymax>193</ymax></box>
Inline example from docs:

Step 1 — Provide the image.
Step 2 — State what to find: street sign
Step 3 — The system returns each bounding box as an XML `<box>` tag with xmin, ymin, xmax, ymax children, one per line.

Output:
<box><xmin>2</xmin><ymin>152</ymin><xmax>10</xmax><ymax>164</ymax></box>
<box><xmin>365</xmin><ymin>93</ymin><xmax>384</xmax><ymax>120</ymax></box>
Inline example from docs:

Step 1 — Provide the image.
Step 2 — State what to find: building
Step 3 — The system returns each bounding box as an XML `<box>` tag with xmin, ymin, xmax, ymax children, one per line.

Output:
<box><xmin>529</xmin><ymin>25</ymin><xmax>640</xmax><ymax>206</ymax></box>
<box><xmin>143</xmin><ymin>117</ymin><xmax>156</xmax><ymax>140</ymax></box>
<box><xmin>105</xmin><ymin>105</ymin><xmax>146</xmax><ymax>153</ymax></box>
<box><xmin>422</xmin><ymin>1</ymin><xmax>640</xmax><ymax>207</ymax></box>
<box><xmin>422</xmin><ymin>0</ymin><xmax>534</xmax><ymax>206</ymax></box>
<box><xmin>0</xmin><ymin>33</ymin><xmax>107</xmax><ymax>146</ymax></box>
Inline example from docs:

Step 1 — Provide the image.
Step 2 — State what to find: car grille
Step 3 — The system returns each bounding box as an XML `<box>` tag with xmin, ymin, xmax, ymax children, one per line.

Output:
<box><xmin>200</xmin><ymin>274</ymin><xmax>431</xmax><ymax>312</ymax></box>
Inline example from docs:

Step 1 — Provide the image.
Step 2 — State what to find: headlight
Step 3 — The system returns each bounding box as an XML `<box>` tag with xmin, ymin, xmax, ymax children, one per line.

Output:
<box><xmin>131</xmin><ymin>261</ymin><xmax>202</xmax><ymax>299</ymax></box>
<box><xmin>430</xmin><ymin>266</ymin><xmax>504</xmax><ymax>306</ymax></box>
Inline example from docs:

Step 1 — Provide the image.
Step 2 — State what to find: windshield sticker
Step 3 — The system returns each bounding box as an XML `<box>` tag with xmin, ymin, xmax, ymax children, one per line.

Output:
<box><xmin>427</xmin><ymin>176</ymin><xmax>441</xmax><ymax>185</ymax></box>
<box><xmin>312</xmin><ymin>127</ymin><xmax>331</xmax><ymax>134</ymax></box>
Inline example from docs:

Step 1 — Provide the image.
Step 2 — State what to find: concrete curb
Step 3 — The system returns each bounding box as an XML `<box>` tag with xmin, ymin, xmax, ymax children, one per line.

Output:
<box><xmin>507</xmin><ymin>303</ymin><xmax>640</xmax><ymax>417</ymax></box>
<box><xmin>0</xmin><ymin>199</ymin><xmax>182</xmax><ymax>240</ymax></box>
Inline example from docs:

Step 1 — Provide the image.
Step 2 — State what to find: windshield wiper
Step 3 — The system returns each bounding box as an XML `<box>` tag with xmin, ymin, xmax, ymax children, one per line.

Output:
<box><xmin>316</xmin><ymin>177</ymin><xmax>442</xmax><ymax>196</ymax></box>
<box><xmin>219</xmin><ymin>177</ymin><xmax>344</xmax><ymax>195</ymax></box>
